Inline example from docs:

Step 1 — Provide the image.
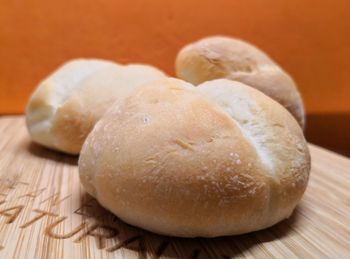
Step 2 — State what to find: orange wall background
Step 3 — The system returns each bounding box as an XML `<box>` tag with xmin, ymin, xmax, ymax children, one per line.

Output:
<box><xmin>0</xmin><ymin>0</ymin><xmax>349</xmax><ymax>114</ymax></box>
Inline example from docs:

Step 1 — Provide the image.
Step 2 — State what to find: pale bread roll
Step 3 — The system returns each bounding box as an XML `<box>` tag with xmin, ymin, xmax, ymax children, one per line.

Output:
<box><xmin>79</xmin><ymin>78</ymin><xmax>310</xmax><ymax>237</ymax></box>
<box><xmin>175</xmin><ymin>36</ymin><xmax>305</xmax><ymax>127</ymax></box>
<box><xmin>26</xmin><ymin>59</ymin><xmax>166</xmax><ymax>154</ymax></box>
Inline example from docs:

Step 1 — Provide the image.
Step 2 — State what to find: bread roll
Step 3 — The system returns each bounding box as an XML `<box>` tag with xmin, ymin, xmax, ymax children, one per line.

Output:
<box><xmin>79</xmin><ymin>78</ymin><xmax>310</xmax><ymax>237</ymax></box>
<box><xmin>25</xmin><ymin>59</ymin><xmax>166</xmax><ymax>154</ymax></box>
<box><xmin>175</xmin><ymin>36</ymin><xmax>305</xmax><ymax>127</ymax></box>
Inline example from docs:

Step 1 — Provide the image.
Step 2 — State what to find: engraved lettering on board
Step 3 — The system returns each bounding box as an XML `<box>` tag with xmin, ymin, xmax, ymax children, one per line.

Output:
<box><xmin>0</xmin><ymin>175</ymin><xmax>215</xmax><ymax>258</ymax></box>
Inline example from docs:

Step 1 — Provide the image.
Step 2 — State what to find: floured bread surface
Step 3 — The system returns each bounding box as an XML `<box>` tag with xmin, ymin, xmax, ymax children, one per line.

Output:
<box><xmin>79</xmin><ymin>78</ymin><xmax>310</xmax><ymax>237</ymax></box>
<box><xmin>175</xmin><ymin>36</ymin><xmax>305</xmax><ymax>127</ymax></box>
<box><xmin>25</xmin><ymin>59</ymin><xmax>166</xmax><ymax>154</ymax></box>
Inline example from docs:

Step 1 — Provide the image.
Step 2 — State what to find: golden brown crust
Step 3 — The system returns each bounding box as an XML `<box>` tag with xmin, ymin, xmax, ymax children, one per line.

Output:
<box><xmin>79</xmin><ymin>78</ymin><xmax>310</xmax><ymax>237</ymax></box>
<box><xmin>51</xmin><ymin>96</ymin><xmax>97</xmax><ymax>154</ymax></box>
<box><xmin>175</xmin><ymin>36</ymin><xmax>305</xmax><ymax>127</ymax></box>
<box><xmin>25</xmin><ymin>59</ymin><xmax>166</xmax><ymax>154</ymax></box>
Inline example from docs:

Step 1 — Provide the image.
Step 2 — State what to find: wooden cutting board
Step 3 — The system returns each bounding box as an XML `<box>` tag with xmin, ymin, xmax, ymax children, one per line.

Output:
<box><xmin>0</xmin><ymin>116</ymin><xmax>349</xmax><ymax>258</ymax></box>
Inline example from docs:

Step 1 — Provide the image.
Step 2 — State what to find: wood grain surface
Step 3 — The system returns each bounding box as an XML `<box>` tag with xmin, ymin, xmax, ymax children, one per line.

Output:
<box><xmin>0</xmin><ymin>116</ymin><xmax>349</xmax><ymax>258</ymax></box>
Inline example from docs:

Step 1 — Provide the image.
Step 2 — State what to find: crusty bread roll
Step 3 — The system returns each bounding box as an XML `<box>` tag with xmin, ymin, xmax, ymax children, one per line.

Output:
<box><xmin>25</xmin><ymin>59</ymin><xmax>166</xmax><ymax>154</ymax></box>
<box><xmin>79</xmin><ymin>78</ymin><xmax>310</xmax><ymax>237</ymax></box>
<box><xmin>175</xmin><ymin>36</ymin><xmax>305</xmax><ymax>128</ymax></box>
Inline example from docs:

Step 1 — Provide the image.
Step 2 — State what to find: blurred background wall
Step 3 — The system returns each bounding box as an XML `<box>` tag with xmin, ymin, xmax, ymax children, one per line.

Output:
<box><xmin>0</xmin><ymin>0</ymin><xmax>349</xmax><ymax>154</ymax></box>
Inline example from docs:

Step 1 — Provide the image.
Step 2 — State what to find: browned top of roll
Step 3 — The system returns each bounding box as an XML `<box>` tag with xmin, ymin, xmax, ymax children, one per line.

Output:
<box><xmin>175</xmin><ymin>36</ymin><xmax>305</xmax><ymax>128</ymax></box>
<box><xmin>79</xmin><ymin>78</ymin><xmax>310</xmax><ymax>237</ymax></box>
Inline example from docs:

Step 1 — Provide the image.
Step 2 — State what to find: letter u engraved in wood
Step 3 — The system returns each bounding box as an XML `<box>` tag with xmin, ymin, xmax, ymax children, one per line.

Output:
<box><xmin>45</xmin><ymin>216</ymin><xmax>87</xmax><ymax>239</ymax></box>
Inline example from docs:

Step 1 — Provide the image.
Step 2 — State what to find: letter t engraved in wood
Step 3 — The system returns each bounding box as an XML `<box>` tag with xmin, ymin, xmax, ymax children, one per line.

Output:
<box><xmin>20</xmin><ymin>209</ymin><xmax>57</xmax><ymax>228</ymax></box>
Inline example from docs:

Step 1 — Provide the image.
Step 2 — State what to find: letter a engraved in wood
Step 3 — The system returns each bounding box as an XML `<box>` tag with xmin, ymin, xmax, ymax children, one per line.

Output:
<box><xmin>0</xmin><ymin>205</ymin><xmax>24</xmax><ymax>224</ymax></box>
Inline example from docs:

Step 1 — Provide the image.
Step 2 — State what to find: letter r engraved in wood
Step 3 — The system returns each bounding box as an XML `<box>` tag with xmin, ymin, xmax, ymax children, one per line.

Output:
<box><xmin>45</xmin><ymin>217</ymin><xmax>87</xmax><ymax>239</ymax></box>
<box><xmin>74</xmin><ymin>224</ymin><xmax>119</xmax><ymax>249</ymax></box>
<box><xmin>20</xmin><ymin>209</ymin><xmax>58</xmax><ymax>228</ymax></box>
<box><xmin>0</xmin><ymin>205</ymin><xmax>24</xmax><ymax>224</ymax></box>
